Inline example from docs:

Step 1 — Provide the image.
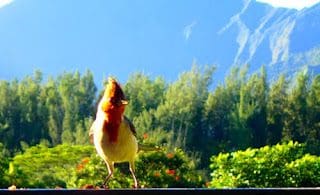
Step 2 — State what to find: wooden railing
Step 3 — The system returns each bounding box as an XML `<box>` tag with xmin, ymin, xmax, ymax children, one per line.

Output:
<box><xmin>1</xmin><ymin>188</ymin><xmax>320</xmax><ymax>195</ymax></box>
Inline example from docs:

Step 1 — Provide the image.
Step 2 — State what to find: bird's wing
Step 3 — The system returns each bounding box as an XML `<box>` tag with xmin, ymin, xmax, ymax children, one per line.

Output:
<box><xmin>123</xmin><ymin>116</ymin><xmax>137</xmax><ymax>137</ymax></box>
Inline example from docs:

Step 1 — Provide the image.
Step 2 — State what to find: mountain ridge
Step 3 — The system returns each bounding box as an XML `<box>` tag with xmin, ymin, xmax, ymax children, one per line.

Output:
<box><xmin>220</xmin><ymin>0</ymin><xmax>320</xmax><ymax>80</ymax></box>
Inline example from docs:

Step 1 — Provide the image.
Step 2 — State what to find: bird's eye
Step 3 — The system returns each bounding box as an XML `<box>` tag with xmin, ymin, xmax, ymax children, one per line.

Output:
<box><xmin>109</xmin><ymin>98</ymin><xmax>115</xmax><ymax>103</ymax></box>
<box><xmin>108</xmin><ymin>97</ymin><xmax>127</xmax><ymax>107</ymax></box>
<box><xmin>115</xmin><ymin>101</ymin><xmax>122</xmax><ymax>107</ymax></box>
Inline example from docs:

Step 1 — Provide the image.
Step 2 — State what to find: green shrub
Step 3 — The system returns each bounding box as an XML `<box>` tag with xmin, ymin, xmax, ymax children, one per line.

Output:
<box><xmin>0</xmin><ymin>143</ymin><xmax>10</xmax><ymax>188</ymax></box>
<box><xmin>209</xmin><ymin>141</ymin><xmax>320</xmax><ymax>188</ymax></box>
<box><xmin>67</xmin><ymin>153</ymin><xmax>131</xmax><ymax>188</ymax></box>
<box><xmin>286</xmin><ymin>154</ymin><xmax>320</xmax><ymax>187</ymax></box>
<box><xmin>70</xmin><ymin>148</ymin><xmax>204</xmax><ymax>188</ymax></box>
<box><xmin>8</xmin><ymin>144</ymin><xmax>93</xmax><ymax>188</ymax></box>
<box><xmin>6</xmin><ymin>143</ymin><xmax>203</xmax><ymax>188</ymax></box>
<box><xmin>135</xmin><ymin>148</ymin><xmax>204</xmax><ymax>188</ymax></box>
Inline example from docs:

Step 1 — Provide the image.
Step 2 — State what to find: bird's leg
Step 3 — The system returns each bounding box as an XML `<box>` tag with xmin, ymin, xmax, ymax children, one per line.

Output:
<box><xmin>102</xmin><ymin>161</ymin><xmax>114</xmax><ymax>188</ymax></box>
<box><xmin>129</xmin><ymin>161</ymin><xmax>138</xmax><ymax>188</ymax></box>
<box><xmin>102</xmin><ymin>173</ymin><xmax>112</xmax><ymax>188</ymax></box>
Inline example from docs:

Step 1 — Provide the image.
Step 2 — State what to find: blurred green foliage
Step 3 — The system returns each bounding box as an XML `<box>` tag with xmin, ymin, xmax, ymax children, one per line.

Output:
<box><xmin>0</xmin><ymin>143</ymin><xmax>10</xmax><ymax>187</ymax></box>
<box><xmin>70</xmin><ymin>148</ymin><xmax>204</xmax><ymax>188</ymax></box>
<box><xmin>7</xmin><ymin>144</ymin><xmax>93</xmax><ymax>188</ymax></box>
<box><xmin>3</xmin><ymin>144</ymin><xmax>203</xmax><ymax>188</ymax></box>
<box><xmin>209</xmin><ymin>141</ymin><xmax>320</xmax><ymax>188</ymax></box>
<box><xmin>135</xmin><ymin>148</ymin><xmax>204</xmax><ymax>188</ymax></box>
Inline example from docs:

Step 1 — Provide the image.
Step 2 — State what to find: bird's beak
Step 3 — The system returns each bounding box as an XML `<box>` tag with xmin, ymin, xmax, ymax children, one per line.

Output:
<box><xmin>121</xmin><ymin>100</ymin><xmax>129</xmax><ymax>105</ymax></box>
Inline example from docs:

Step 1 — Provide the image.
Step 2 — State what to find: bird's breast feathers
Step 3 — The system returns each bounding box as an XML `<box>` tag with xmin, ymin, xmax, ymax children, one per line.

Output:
<box><xmin>93</xmin><ymin>117</ymin><xmax>138</xmax><ymax>162</ymax></box>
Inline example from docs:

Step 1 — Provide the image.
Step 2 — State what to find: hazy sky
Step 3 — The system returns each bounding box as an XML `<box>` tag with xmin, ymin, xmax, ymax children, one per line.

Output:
<box><xmin>0</xmin><ymin>0</ymin><xmax>319</xmax><ymax>85</ymax></box>
<box><xmin>0</xmin><ymin>0</ymin><xmax>222</xmax><ymax>85</ymax></box>
<box><xmin>256</xmin><ymin>0</ymin><xmax>320</xmax><ymax>10</ymax></box>
<box><xmin>0</xmin><ymin>0</ymin><xmax>13</xmax><ymax>9</ymax></box>
<box><xmin>2</xmin><ymin>0</ymin><xmax>320</xmax><ymax>10</ymax></box>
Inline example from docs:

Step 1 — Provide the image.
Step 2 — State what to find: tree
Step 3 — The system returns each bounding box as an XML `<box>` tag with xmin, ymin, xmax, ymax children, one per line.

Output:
<box><xmin>43</xmin><ymin>77</ymin><xmax>63</xmax><ymax>145</ymax></box>
<box><xmin>74</xmin><ymin>70</ymin><xmax>97</xmax><ymax>144</ymax></box>
<box><xmin>283</xmin><ymin>70</ymin><xmax>309</xmax><ymax>142</ymax></box>
<box><xmin>124</xmin><ymin>73</ymin><xmax>166</xmax><ymax>119</ymax></box>
<box><xmin>0</xmin><ymin>80</ymin><xmax>18</xmax><ymax>150</ymax></box>
<box><xmin>267</xmin><ymin>74</ymin><xmax>288</xmax><ymax>145</ymax></box>
<box><xmin>203</xmin><ymin>86</ymin><xmax>235</xmax><ymax>157</ymax></box>
<box><xmin>154</xmin><ymin>65</ymin><xmax>215</xmax><ymax>151</ymax></box>
<box><xmin>58</xmin><ymin>70</ymin><xmax>96</xmax><ymax>144</ymax></box>
<box><xmin>58</xmin><ymin>72</ymin><xmax>80</xmax><ymax>144</ymax></box>
<box><xmin>227</xmin><ymin>65</ymin><xmax>251</xmax><ymax>150</ymax></box>
<box><xmin>17</xmin><ymin>71</ymin><xmax>49</xmax><ymax>147</ymax></box>
<box><xmin>245</xmin><ymin>67</ymin><xmax>268</xmax><ymax>148</ymax></box>
<box><xmin>77</xmin><ymin>70</ymin><xmax>97</xmax><ymax>119</ymax></box>
<box><xmin>123</xmin><ymin>73</ymin><xmax>166</xmax><ymax>141</ymax></box>
<box><xmin>306</xmin><ymin>75</ymin><xmax>320</xmax><ymax>153</ymax></box>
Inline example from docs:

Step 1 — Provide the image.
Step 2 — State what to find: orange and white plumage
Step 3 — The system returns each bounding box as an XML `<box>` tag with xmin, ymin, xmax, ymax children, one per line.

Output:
<box><xmin>90</xmin><ymin>77</ymin><xmax>138</xmax><ymax>188</ymax></box>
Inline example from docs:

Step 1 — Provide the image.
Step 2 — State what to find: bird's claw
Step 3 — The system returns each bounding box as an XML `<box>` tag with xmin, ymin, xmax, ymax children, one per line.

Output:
<box><xmin>100</xmin><ymin>184</ymin><xmax>109</xmax><ymax>189</ymax></box>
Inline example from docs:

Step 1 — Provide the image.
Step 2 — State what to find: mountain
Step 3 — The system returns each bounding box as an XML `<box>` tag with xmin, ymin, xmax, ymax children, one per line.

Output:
<box><xmin>0</xmin><ymin>0</ymin><xmax>319</xmax><ymax>85</ymax></box>
<box><xmin>214</xmin><ymin>0</ymin><xmax>320</xmax><ymax>81</ymax></box>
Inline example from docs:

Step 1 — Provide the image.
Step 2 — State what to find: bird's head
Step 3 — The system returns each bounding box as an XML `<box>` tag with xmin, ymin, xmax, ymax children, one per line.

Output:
<box><xmin>101</xmin><ymin>77</ymin><xmax>128</xmax><ymax>115</ymax></box>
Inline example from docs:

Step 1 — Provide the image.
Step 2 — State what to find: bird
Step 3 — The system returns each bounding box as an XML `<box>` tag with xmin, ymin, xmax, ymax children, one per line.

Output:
<box><xmin>89</xmin><ymin>77</ymin><xmax>138</xmax><ymax>188</ymax></box>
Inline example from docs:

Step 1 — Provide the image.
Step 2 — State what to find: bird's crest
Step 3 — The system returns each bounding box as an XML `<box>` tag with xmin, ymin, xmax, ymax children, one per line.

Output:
<box><xmin>101</xmin><ymin>77</ymin><xmax>128</xmax><ymax>112</ymax></box>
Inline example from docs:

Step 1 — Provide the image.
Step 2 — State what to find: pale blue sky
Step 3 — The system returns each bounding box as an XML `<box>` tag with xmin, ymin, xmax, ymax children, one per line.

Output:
<box><xmin>0</xmin><ymin>0</ymin><xmax>227</xmax><ymax>85</ymax></box>
<box><xmin>0</xmin><ymin>0</ymin><xmax>319</xmax><ymax>86</ymax></box>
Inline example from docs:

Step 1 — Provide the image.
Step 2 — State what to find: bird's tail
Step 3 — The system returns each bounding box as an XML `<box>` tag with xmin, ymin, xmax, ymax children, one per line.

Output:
<box><xmin>138</xmin><ymin>143</ymin><xmax>162</xmax><ymax>152</ymax></box>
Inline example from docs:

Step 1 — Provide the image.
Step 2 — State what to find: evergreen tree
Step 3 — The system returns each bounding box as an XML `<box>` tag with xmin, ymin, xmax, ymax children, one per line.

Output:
<box><xmin>78</xmin><ymin>70</ymin><xmax>97</xmax><ymax>119</ymax></box>
<box><xmin>267</xmin><ymin>75</ymin><xmax>288</xmax><ymax>145</ymax></box>
<box><xmin>283</xmin><ymin>70</ymin><xmax>309</xmax><ymax>142</ymax></box>
<box><xmin>17</xmin><ymin>71</ymin><xmax>49</xmax><ymax>146</ymax></box>
<box><xmin>228</xmin><ymin>65</ymin><xmax>252</xmax><ymax>150</ymax></box>
<box><xmin>247</xmin><ymin>67</ymin><xmax>268</xmax><ymax>148</ymax></box>
<box><xmin>43</xmin><ymin>77</ymin><xmax>63</xmax><ymax>145</ymax></box>
<box><xmin>124</xmin><ymin>73</ymin><xmax>166</xmax><ymax>119</ymax></box>
<box><xmin>306</xmin><ymin>75</ymin><xmax>320</xmax><ymax>153</ymax></box>
<box><xmin>154</xmin><ymin>65</ymin><xmax>215</xmax><ymax>151</ymax></box>
<box><xmin>0</xmin><ymin>80</ymin><xmax>20</xmax><ymax>151</ymax></box>
<box><xmin>58</xmin><ymin>72</ymin><xmax>78</xmax><ymax>144</ymax></box>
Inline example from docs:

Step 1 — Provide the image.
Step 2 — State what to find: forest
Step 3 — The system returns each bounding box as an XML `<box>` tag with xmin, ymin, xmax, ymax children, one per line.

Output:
<box><xmin>0</xmin><ymin>65</ymin><xmax>320</xmax><ymax>188</ymax></box>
